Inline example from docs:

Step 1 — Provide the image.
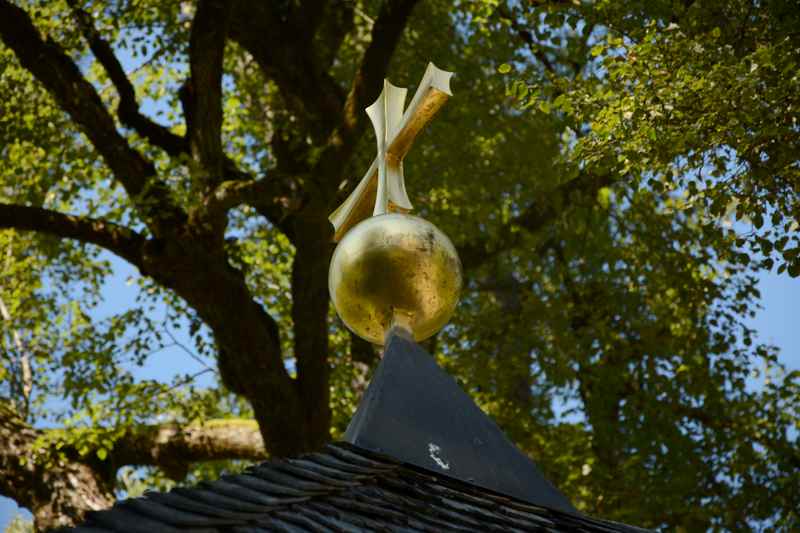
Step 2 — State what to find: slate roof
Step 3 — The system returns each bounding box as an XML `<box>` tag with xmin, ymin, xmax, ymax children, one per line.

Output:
<box><xmin>343</xmin><ymin>333</ymin><xmax>575</xmax><ymax>512</ymax></box>
<box><xmin>69</xmin><ymin>441</ymin><xmax>649</xmax><ymax>532</ymax></box>
<box><xmin>67</xmin><ymin>332</ymin><xmax>650</xmax><ymax>532</ymax></box>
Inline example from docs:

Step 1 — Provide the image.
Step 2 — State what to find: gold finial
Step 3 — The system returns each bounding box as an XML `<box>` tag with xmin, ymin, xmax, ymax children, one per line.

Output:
<box><xmin>329</xmin><ymin>62</ymin><xmax>454</xmax><ymax>241</ymax></box>
<box><xmin>328</xmin><ymin>63</ymin><xmax>462</xmax><ymax>346</ymax></box>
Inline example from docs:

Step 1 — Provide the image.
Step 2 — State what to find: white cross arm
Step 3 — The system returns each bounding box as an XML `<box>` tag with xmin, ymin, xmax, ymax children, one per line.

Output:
<box><xmin>329</xmin><ymin>62</ymin><xmax>454</xmax><ymax>242</ymax></box>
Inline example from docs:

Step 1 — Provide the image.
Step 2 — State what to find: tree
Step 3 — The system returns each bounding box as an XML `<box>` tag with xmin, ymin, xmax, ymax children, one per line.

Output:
<box><xmin>0</xmin><ymin>0</ymin><xmax>797</xmax><ymax>530</ymax></box>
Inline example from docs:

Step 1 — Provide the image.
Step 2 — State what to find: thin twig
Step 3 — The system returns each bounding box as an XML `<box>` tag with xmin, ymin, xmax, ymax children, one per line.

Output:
<box><xmin>112</xmin><ymin>367</ymin><xmax>215</xmax><ymax>417</ymax></box>
<box><xmin>0</xmin><ymin>239</ymin><xmax>32</xmax><ymax>419</ymax></box>
<box><xmin>162</xmin><ymin>316</ymin><xmax>215</xmax><ymax>372</ymax></box>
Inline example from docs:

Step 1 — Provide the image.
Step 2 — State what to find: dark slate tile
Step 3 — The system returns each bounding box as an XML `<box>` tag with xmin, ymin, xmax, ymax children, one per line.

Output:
<box><xmin>119</xmin><ymin>498</ymin><xmax>241</xmax><ymax>528</ymax></box>
<box><xmin>344</xmin><ymin>486</ymin><xmax>476</xmax><ymax>532</ymax></box>
<box><xmin>226</xmin><ymin>474</ymin><xmax>311</xmax><ymax>504</ymax></box>
<box><xmin>248</xmin><ymin>465</ymin><xmax>334</xmax><ymax>494</ymax></box>
<box><xmin>66</xmin><ymin>443</ymin><xmax>650</xmax><ymax>533</ymax></box>
<box><xmin>285</xmin><ymin>458</ymin><xmax>370</xmax><ymax>482</ymax></box>
<box><xmin>305</xmin><ymin>451</ymin><xmax>388</xmax><ymax>476</ymax></box>
<box><xmin>205</xmin><ymin>478</ymin><xmax>307</xmax><ymax>504</ymax></box>
<box><xmin>324</xmin><ymin>493</ymin><xmax>413</xmax><ymax>526</ymax></box>
<box><xmin>304</xmin><ymin>501</ymin><xmax>393</xmax><ymax>531</ymax></box>
<box><xmin>496</xmin><ymin>505</ymin><xmax>558</xmax><ymax>528</ymax></box>
<box><xmin>273</xmin><ymin>509</ymin><xmax>337</xmax><ymax>533</ymax></box>
<box><xmin>434</xmin><ymin>495</ymin><xmax>527</xmax><ymax>529</ymax></box>
<box><xmin>371</xmin><ymin>475</ymin><xmax>495</xmax><ymax>529</ymax></box>
<box><xmin>85</xmin><ymin>507</ymin><xmax>185</xmax><ymax>533</ymax></box>
<box><xmin>295</xmin><ymin>506</ymin><xmax>366</xmax><ymax>533</ymax></box>
<box><xmin>422</xmin><ymin>480</ymin><xmax>505</xmax><ymax>508</ymax></box>
<box><xmin>144</xmin><ymin>491</ymin><xmax>264</xmax><ymax>520</ymax></box>
<box><xmin>275</xmin><ymin>460</ymin><xmax>363</xmax><ymax>488</ymax></box>
<box><xmin>326</xmin><ymin>443</ymin><xmax>397</xmax><ymax>470</ymax></box>
<box><xmin>322</xmin><ymin>495</ymin><xmax>410</xmax><ymax>524</ymax></box>
<box><xmin>251</xmin><ymin>515</ymin><xmax>317</xmax><ymax>533</ymax></box>
<box><xmin>172</xmin><ymin>486</ymin><xmax>277</xmax><ymax>513</ymax></box>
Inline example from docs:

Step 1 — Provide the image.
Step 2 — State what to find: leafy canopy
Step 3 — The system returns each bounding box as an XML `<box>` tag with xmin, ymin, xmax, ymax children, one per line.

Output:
<box><xmin>0</xmin><ymin>0</ymin><xmax>798</xmax><ymax>530</ymax></box>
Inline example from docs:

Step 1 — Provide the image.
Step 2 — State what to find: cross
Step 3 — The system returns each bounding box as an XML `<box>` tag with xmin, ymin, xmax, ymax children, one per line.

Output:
<box><xmin>329</xmin><ymin>62</ymin><xmax>454</xmax><ymax>242</ymax></box>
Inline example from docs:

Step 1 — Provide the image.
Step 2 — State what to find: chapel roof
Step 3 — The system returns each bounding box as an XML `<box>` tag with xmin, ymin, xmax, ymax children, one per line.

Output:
<box><xmin>69</xmin><ymin>441</ymin><xmax>648</xmax><ymax>532</ymax></box>
<box><xmin>65</xmin><ymin>332</ymin><xmax>650</xmax><ymax>532</ymax></box>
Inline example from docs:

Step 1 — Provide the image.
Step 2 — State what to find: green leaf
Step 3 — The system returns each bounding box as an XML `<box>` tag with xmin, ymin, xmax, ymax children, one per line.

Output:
<box><xmin>597</xmin><ymin>187</ymin><xmax>612</xmax><ymax>209</ymax></box>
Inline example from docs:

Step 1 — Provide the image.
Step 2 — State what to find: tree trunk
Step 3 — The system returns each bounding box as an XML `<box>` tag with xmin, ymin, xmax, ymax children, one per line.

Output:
<box><xmin>1</xmin><ymin>401</ymin><xmax>267</xmax><ymax>529</ymax></box>
<box><xmin>138</xmin><ymin>231</ymin><xmax>316</xmax><ymax>456</ymax></box>
<box><xmin>290</xmin><ymin>208</ymin><xmax>336</xmax><ymax>452</ymax></box>
<box><xmin>0</xmin><ymin>403</ymin><xmax>113</xmax><ymax>530</ymax></box>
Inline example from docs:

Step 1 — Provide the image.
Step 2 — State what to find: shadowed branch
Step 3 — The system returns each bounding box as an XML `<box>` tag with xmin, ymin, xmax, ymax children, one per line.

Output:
<box><xmin>313</xmin><ymin>0</ymin><xmax>421</xmax><ymax>190</ymax></box>
<box><xmin>186</xmin><ymin>0</ymin><xmax>232</xmax><ymax>187</ymax></box>
<box><xmin>0</xmin><ymin>0</ymin><xmax>186</xmax><ymax>234</ymax></box>
<box><xmin>0</xmin><ymin>203</ymin><xmax>146</xmax><ymax>268</ymax></box>
<box><xmin>458</xmin><ymin>170</ymin><xmax>613</xmax><ymax>271</ymax></box>
<box><xmin>110</xmin><ymin>420</ymin><xmax>266</xmax><ymax>479</ymax></box>
<box><xmin>67</xmin><ymin>0</ymin><xmax>188</xmax><ymax>157</ymax></box>
<box><xmin>0</xmin><ymin>401</ymin><xmax>265</xmax><ymax>528</ymax></box>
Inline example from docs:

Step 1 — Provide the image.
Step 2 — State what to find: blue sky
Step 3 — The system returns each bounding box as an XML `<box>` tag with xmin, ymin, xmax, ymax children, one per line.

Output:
<box><xmin>747</xmin><ymin>272</ymin><xmax>799</xmax><ymax>371</ymax></box>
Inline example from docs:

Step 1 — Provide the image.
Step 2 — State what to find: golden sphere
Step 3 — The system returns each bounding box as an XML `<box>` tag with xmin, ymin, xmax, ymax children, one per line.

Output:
<box><xmin>329</xmin><ymin>213</ymin><xmax>462</xmax><ymax>345</ymax></box>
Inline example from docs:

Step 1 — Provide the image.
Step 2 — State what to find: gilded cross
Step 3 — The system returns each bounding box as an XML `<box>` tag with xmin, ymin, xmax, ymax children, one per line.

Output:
<box><xmin>329</xmin><ymin>62</ymin><xmax>453</xmax><ymax>241</ymax></box>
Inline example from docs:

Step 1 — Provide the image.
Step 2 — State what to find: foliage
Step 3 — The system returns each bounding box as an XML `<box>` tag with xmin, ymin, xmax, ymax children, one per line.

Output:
<box><xmin>0</xmin><ymin>0</ymin><xmax>798</xmax><ymax>530</ymax></box>
<box><xmin>3</xmin><ymin>514</ymin><xmax>33</xmax><ymax>533</ymax></box>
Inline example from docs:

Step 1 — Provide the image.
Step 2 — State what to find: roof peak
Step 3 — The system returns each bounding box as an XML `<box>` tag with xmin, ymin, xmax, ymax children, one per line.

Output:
<box><xmin>344</xmin><ymin>331</ymin><xmax>575</xmax><ymax>513</ymax></box>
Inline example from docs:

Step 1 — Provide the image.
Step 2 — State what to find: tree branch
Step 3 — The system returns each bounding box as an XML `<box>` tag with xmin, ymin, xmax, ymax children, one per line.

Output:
<box><xmin>67</xmin><ymin>0</ymin><xmax>188</xmax><ymax>157</ymax></box>
<box><xmin>0</xmin><ymin>401</ymin><xmax>114</xmax><ymax>529</ymax></box>
<box><xmin>458</xmin><ymin>170</ymin><xmax>613</xmax><ymax>271</ymax></box>
<box><xmin>227</xmin><ymin>0</ymin><xmax>418</xmax><ymax>205</ymax></box>
<box><xmin>0</xmin><ymin>403</ymin><xmax>265</xmax><ymax>528</ymax></box>
<box><xmin>496</xmin><ymin>4</ymin><xmax>556</xmax><ymax>73</ymax></box>
<box><xmin>341</xmin><ymin>0</ymin><xmax>419</xmax><ymax>137</ymax></box>
<box><xmin>312</xmin><ymin>0</ymin><xmax>355</xmax><ymax>72</ymax></box>
<box><xmin>110</xmin><ymin>419</ymin><xmax>265</xmax><ymax>479</ymax></box>
<box><xmin>312</xmin><ymin>0</ymin><xmax>420</xmax><ymax>190</ymax></box>
<box><xmin>228</xmin><ymin>2</ymin><xmax>344</xmax><ymax>140</ymax></box>
<box><xmin>131</xmin><ymin>243</ymin><xmax>300</xmax><ymax>455</ymax></box>
<box><xmin>674</xmin><ymin>403</ymin><xmax>800</xmax><ymax>471</ymax></box>
<box><xmin>0</xmin><ymin>1</ymin><xmax>185</xmax><ymax>234</ymax></box>
<box><xmin>186</xmin><ymin>0</ymin><xmax>232</xmax><ymax>186</ymax></box>
<box><xmin>204</xmin><ymin>174</ymin><xmax>299</xmax><ymax>222</ymax></box>
<box><xmin>0</xmin><ymin>203</ymin><xmax>146</xmax><ymax>268</ymax></box>
<box><xmin>0</xmin><ymin>294</ymin><xmax>32</xmax><ymax>419</ymax></box>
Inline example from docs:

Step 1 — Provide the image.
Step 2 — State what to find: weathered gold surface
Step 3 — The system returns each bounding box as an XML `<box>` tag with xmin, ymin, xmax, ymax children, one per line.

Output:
<box><xmin>330</xmin><ymin>63</ymin><xmax>454</xmax><ymax>241</ymax></box>
<box><xmin>328</xmin><ymin>63</ymin><xmax>461</xmax><ymax>344</ymax></box>
<box><xmin>329</xmin><ymin>213</ymin><xmax>462</xmax><ymax>345</ymax></box>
